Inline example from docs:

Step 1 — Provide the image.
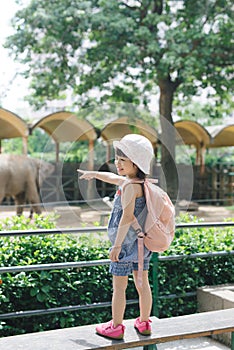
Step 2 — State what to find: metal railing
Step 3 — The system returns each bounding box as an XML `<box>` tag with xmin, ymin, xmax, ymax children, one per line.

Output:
<box><xmin>0</xmin><ymin>222</ymin><xmax>233</xmax><ymax>320</ymax></box>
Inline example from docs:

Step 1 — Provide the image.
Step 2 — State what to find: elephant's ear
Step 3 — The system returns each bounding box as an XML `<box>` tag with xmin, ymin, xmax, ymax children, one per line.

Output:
<box><xmin>35</xmin><ymin>159</ymin><xmax>55</xmax><ymax>187</ymax></box>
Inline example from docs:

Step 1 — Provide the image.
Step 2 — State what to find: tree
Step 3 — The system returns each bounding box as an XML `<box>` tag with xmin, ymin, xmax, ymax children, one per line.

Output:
<box><xmin>5</xmin><ymin>0</ymin><xmax>233</xmax><ymax>198</ymax></box>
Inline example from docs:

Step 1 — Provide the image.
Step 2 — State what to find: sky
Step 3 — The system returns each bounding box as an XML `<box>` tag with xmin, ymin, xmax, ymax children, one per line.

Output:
<box><xmin>0</xmin><ymin>0</ymin><xmax>34</xmax><ymax>118</ymax></box>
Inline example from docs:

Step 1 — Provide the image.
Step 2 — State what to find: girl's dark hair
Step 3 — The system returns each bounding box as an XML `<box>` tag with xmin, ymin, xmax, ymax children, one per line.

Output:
<box><xmin>115</xmin><ymin>148</ymin><xmax>127</xmax><ymax>158</ymax></box>
<box><xmin>136</xmin><ymin>169</ymin><xmax>146</xmax><ymax>180</ymax></box>
<box><xmin>115</xmin><ymin>148</ymin><xmax>146</xmax><ymax>180</ymax></box>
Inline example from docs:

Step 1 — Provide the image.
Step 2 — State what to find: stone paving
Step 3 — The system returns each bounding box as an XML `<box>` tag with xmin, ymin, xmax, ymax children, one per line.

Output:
<box><xmin>132</xmin><ymin>337</ymin><xmax>229</xmax><ymax>349</ymax></box>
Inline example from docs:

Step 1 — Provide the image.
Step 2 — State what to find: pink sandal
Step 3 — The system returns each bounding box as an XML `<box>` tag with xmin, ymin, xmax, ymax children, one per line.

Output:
<box><xmin>96</xmin><ymin>320</ymin><xmax>125</xmax><ymax>339</ymax></box>
<box><xmin>134</xmin><ymin>317</ymin><xmax>152</xmax><ymax>335</ymax></box>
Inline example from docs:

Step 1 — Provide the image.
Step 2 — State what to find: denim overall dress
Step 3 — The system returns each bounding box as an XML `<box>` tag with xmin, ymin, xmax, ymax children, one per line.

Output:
<box><xmin>108</xmin><ymin>187</ymin><xmax>152</xmax><ymax>276</ymax></box>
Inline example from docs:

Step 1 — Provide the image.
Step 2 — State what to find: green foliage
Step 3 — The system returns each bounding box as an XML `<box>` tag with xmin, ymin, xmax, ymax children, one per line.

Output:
<box><xmin>28</xmin><ymin>129</ymin><xmax>54</xmax><ymax>154</ymax></box>
<box><xmin>174</xmin><ymin>100</ymin><xmax>234</xmax><ymax>127</ymax></box>
<box><xmin>5</xmin><ymin>0</ymin><xmax>233</xmax><ymax>110</ymax></box>
<box><xmin>0</xmin><ymin>213</ymin><xmax>233</xmax><ymax>336</ymax></box>
<box><xmin>80</xmin><ymin>102</ymin><xmax>160</xmax><ymax>130</ymax></box>
<box><xmin>1</xmin><ymin>138</ymin><xmax>24</xmax><ymax>154</ymax></box>
<box><xmin>2</xmin><ymin>129</ymin><xmax>54</xmax><ymax>157</ymax></box>
<box><xmin>0</xmin><ymin>214</ymin><xmax>57</xmax><ymax>231</ymax></box>
<box><xmin>0</xmin><ymin>228</ymin><xmax>111</xmax><ymax>336</ymax></box>
<box><xmin>205</xmin><ymin>148</ymin><xmax>234</xmax><ymax>166</ymax></box>
<box><xmin>45</xmin><ymin>140</ymin><xmax>90</xmax><ymax>163</ymax></box>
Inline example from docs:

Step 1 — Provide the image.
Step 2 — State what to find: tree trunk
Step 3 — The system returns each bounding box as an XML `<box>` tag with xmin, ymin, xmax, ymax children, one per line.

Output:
<box><xmin>158</xmin><ymin>78</ymin><xmax>178</xmax><ymax>200</ymax></box>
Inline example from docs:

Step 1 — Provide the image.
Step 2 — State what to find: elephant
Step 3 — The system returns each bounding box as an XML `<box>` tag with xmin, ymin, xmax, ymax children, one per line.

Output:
<box><xmin>0</xmin><ymin>154</ymin><xmax>54</xmax><ymax>217</ymax></box>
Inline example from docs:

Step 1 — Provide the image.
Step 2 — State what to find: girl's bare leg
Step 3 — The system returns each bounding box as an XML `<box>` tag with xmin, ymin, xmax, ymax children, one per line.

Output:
<box><xmin>112</xmin><ymin>275</ymin><xmax>128</xmax><ymax>327</ymax></box>
<box><xmin>133</xmin><ymin>270</ymin><xmax>152</xmax><ymax>321</ymax></box>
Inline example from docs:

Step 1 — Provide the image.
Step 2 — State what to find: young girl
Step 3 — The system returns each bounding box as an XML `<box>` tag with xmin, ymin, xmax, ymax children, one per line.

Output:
<box><xmin>78</xmin><ymin>134</ymin><xmax>154</xmax><ymax>340</ymax></box>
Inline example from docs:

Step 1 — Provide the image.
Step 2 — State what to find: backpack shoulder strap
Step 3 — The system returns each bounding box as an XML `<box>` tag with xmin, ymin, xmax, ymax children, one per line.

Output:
<box><xmin>121</xmin><ymin>178</ymin><xmax>144</xmax><ymax>189</ymax></box>
<box><xmin>121</xmin><ymin>178</ymin><xmax>158</xmax><ymax>232</ymax></box>
<box><xmin>121</xmin><ymin>177</ymin><xmax>158</xmax><ymax>289</ymax></box>
<box><xmin>121</xmin><ymin>178</ymin><xmax>144</xmax><ymax>232</ymax></box>
<box><xmin>121</xmin><ymin>177</ymin><xmax>158</xmax><ymax>191</ymax></box>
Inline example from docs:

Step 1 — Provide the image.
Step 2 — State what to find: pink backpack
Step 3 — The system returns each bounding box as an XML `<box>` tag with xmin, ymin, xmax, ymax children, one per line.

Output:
<box><xmin>122</xmin><ymin>179</ymin><xmax>175</xmax><ymax>286</ymax></box>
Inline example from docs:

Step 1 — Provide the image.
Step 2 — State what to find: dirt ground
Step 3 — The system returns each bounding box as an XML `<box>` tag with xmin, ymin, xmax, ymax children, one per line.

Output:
<box><xmin>0</xmin><ymin>203</ymin><xmax>233</xmax><ymax>229</ymax></box>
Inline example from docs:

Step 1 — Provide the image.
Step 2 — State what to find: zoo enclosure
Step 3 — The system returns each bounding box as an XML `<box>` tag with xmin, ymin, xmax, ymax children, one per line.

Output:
<box><xmin>40</xmin><ymin>162</ymin><xmax>234</xmax><ymax>205</ymax></box>
<box><xmin>1</xmin><ymin>108</ymin><xmax>233</xmax><ymax>206</ymax></box>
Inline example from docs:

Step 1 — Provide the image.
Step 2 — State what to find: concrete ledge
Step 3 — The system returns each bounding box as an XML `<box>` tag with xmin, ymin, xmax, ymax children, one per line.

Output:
<box><xmin>197</xmin><ymin>284</ymin><xmax>234</xmax><ymax>347</ymax></box>
<box><xmin>0</xmin><ymin>309</ymin><xmax>233</xmax><ymax>350</ymax></box>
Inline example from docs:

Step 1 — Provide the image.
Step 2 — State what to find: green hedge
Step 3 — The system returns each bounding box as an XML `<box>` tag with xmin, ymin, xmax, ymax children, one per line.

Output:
<box><xmin>0</xmin><ymin>214</ymin><xmax>233</xmax><ymax>337</ymax></box>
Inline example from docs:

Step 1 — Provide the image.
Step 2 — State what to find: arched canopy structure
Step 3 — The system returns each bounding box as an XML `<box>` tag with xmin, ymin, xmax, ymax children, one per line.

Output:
<box><xmin>174</xmin><ymin>120</ymin><xmax>211</xmax><ymax>148</ymax></box>
<box><xmin>174</xmin><ymin>120</ymin><xmax>211</xmax><ymax>168</ymax></box>
<box><xmin>206</xmin><ymin>124</ymin><xmax>234</xmax><ymax>148</ymax></box>
<box><xmin>0</xmin><ymin>108</ymin><xmax>28</xmax><ymax>154</ymax></box>
<box><xmin>32</xmin><ymin>111</ymin><xmax>97</xmax><ymax>142</ymax></box>
<box><xmin>31</xmin><ymin>111</ymin><xmax>97</xmax><ymax>165</ymax></box>
<box><xmin>100</xmin><ymin>116</ymin><xmax>158</xmax><ymax>162</ymax></box>
<box><xmin>101</xmin><ymin>116</ymin><xmax>157</xmax><ymax>145</ymax></box>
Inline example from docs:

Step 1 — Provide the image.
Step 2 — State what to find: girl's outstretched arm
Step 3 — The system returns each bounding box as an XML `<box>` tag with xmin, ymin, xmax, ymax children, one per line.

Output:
<box><xmin>77</xmin><ymin>169</ymin><xmax>125</xmax><ymax>186</ymax></box>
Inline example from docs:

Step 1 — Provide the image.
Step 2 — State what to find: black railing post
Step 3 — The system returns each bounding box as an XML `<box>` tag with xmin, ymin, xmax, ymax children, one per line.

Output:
<box><xmin>152</xmin><ymin>253</ymin><xmax>159</xmax><ymax>318</ymax></box>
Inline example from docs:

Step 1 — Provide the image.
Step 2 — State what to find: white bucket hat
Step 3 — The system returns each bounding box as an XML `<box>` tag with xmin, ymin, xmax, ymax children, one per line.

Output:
<box><xmin>113</xmin><ymin>134</ymin><xmax>154</xmax><ymax>174</ymax></box>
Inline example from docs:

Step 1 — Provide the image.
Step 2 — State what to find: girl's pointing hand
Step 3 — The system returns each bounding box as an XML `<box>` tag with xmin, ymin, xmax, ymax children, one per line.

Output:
<box><xmin>77</xmin><ymin>169</ymin><xmax>96</xmax><ymax>180</ymax></box>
